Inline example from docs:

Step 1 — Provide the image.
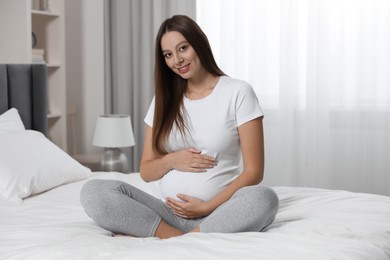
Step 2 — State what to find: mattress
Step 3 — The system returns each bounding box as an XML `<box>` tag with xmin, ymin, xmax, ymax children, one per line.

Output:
<box><xmin>1</xmin><ymin>172</ymin><xmax>389</xmax><ymax>260</ymax></box>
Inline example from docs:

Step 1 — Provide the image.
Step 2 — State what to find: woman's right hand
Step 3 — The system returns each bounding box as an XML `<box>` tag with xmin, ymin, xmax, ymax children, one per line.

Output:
<box><xmin>167</xmin><ymin>148</ymin><xmax>217</xmax><ymax>172</ymax></box>
<box><xmin>140</xmin><ymin>127</ymin><xmax>216</xmax><ymax>182</ymax></box>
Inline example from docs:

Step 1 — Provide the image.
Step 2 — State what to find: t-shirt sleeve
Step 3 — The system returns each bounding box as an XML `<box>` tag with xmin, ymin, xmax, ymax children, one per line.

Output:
<box><xmin>235</xmin><ymin>82</ymin><xmax>264</xmax><ymax>127</ymax></box>
<box><xmin>144</xmin><ymin>97</ymin><xmax>155</xmax><ymax>127</ymax></box>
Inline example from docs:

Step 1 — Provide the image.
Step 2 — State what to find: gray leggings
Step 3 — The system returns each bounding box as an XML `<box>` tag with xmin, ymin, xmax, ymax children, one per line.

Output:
<box><xmin>80</xmin><ymin>179</ymin><xmax>279</xmax><ymax>238</ymax></box>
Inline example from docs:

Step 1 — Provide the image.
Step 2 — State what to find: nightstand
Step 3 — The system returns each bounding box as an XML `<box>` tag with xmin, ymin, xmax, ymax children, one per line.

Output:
<box><xmin>72</xmin><ymin>153</ymin><xmax>100</xmax><ymax>172</ymax></box>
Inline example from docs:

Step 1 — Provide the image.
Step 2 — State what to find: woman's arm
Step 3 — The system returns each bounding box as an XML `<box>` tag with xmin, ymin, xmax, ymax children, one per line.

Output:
<box><xmin>140</xmin><ymin>126</ymin><xmax>217</xmax><ymax>182</ymax></box>
<box><xmin>165</xmin><ymin>117</ymin><xmax>264</xmax><ymax>218</ymax></box>
<box><xmin>207</xmin><ymin>116</ymin><xmax>264</xmax><ymax>208</ymax></box>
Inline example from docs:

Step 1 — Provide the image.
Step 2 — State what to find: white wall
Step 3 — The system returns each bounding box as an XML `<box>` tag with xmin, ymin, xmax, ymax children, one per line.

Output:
<box><xmin>0</xmin><ymin>0</ymin><xmax>31</xmax><ymax>63</ymax></box>
<box><xmin>65</xmin><ymin>0</ymin><xmax>105</xmax><ymax>156</ymax></box>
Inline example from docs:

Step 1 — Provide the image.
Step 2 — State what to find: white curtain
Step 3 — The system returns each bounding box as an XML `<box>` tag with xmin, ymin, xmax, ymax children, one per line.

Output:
<box><xmin>107</xmin><ymin>0</ymin><xmax>196</xmax><ymax>172</ymax></box>
<box><xmin>197</xmin><ymin>0</ymin><xmax>390</xmax><ymax>196</ymax></box>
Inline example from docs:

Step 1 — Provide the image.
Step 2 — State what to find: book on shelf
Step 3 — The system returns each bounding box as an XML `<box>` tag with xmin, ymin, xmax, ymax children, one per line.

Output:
<box><xmin>32</xmin><ymin>48</ymin><xmax>45</xmax><ymax>64</ymax></box>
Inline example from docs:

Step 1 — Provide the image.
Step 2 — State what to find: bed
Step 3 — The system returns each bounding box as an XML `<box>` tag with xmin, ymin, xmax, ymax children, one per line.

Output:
<box><xmin>1</xmin><ymin>64</ymin><xmax>390</xmax><ymax>260</ymax></box>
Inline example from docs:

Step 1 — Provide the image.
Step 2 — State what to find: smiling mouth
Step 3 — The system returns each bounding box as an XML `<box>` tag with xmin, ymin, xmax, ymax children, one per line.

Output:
<box><xmin>177</xmin><ymin>64</ymin><xmax>190</xmax><ymax>74</ymax></box>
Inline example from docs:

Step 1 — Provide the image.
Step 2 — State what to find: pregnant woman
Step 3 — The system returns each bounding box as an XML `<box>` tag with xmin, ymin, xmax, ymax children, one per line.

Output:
<box><xmin>80</xmin><ymin>15</ymin><xmax>279</xmax><ymax>239</ymax></box>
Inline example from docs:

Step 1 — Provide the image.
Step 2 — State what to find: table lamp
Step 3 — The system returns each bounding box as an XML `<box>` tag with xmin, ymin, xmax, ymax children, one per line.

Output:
<box><xmin>93</xmin><ymin>114</ymin><xmax>135</xmax><ymax>173</ymax></box>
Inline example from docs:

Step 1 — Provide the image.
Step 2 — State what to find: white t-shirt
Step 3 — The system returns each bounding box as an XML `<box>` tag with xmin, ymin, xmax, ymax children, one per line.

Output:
<box><xmin>144</xmin><ymin>76</ymin><xmax>263</xmax><ymax>202</ymax></box>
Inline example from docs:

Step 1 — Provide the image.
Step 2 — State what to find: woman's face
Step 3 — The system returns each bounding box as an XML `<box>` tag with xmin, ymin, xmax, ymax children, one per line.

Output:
<box><xmin>161</xmin><ymin>31</ymin><xmax>202</xmax><ymax>80</ymax></box>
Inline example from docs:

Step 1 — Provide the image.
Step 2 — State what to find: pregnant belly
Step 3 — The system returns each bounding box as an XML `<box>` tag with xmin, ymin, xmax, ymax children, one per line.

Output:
<box><xmin>159</xmin><ymin>169</ymin><xmax>231</xmax><ymax>202</ymax></box>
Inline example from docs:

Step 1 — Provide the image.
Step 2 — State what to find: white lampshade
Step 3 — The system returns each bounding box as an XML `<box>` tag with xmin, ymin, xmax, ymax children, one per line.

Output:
<box><xmin>93</xmin><ymin>115</ymin><xmax>135</xmax><ymax>148</ymax></box>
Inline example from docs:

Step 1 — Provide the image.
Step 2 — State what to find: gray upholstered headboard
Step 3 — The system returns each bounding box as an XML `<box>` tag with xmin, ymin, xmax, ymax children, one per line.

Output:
<box><xmin>0</xmin><ymin>64</ymin><xmax>48</xmax><ymax>135</ymax></box>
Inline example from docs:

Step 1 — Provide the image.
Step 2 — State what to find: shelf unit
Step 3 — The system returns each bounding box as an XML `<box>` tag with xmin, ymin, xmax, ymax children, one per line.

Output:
<box><xmin>31</xmin><ymin>0</ymin><xmax>67</xmax><ymax>151</ymax></box>
<box><xmin>0</xmin><ymin>0</ymin><xmax>67</xmax><ymax>151</ymax></box>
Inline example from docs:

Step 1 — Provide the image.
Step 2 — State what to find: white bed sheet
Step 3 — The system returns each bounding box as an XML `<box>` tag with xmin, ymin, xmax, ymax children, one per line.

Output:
<box><xmin>1</xmin><ymin>172</ymin><xmax>389</xmax><ymax>260</ymax></box>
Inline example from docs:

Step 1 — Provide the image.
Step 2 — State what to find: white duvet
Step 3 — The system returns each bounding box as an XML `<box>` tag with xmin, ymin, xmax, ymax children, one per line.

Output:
<box><xmin>1</xmin><ymin>172</ymin><xmax>389</xmax><ymax>260</ymax></box>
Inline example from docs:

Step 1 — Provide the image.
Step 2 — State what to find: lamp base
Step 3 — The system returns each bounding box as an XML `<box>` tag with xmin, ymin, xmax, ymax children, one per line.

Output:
<box><xmin>99</xmin><ymin>148</ymin><xmax>129</xmax><ymax>173</ymax></box>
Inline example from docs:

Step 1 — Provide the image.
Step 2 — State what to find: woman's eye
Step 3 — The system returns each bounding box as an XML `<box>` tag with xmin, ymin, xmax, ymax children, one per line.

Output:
<box><xmin>179</xmin><ymin>45</ymin><xmax>188</xmax><ymax>52</ymax></box>
<box><xmin>164</xmin><ymin>53</ymin><xmax>172</xmax><ymax>58</ymax></box>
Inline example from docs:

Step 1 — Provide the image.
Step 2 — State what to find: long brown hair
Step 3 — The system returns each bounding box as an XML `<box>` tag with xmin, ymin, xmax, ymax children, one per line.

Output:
<box><xmin>153</xmin><ymin>15</ymin><xmax>225</xmax><ymax>155</ymax></box>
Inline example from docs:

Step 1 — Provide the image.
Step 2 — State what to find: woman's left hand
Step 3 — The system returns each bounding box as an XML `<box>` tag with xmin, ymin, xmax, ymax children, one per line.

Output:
<box><xmin>165</xmin><ymin>194</ymin><xmax>212</xmax><ymax>219</ymax></box>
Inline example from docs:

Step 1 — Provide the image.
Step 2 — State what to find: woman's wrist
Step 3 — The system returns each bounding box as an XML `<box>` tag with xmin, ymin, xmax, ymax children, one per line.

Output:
<box><xmin>161</xmin><ymin>152</ymin><xmax>175</xmax><ymax>175</ymax></box>
<box><xmin>204</xmin><ymin>200</ymin><xmax>218</xmax><ymax>215</ymax></box>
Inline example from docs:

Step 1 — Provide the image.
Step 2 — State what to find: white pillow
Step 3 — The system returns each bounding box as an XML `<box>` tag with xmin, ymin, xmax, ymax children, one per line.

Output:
<box><xmin>0</xmin><ymin>108</ymin><xmax>26</xmax><ymax>133</ymax></box>
<box><xmin>0</xmin><ymin>130</ymin><xmax>92</xmax><ymax>204</ymax></box>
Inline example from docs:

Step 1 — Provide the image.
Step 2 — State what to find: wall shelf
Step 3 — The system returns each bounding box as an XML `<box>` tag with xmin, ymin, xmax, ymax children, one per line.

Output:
<box><xmin>47</xmin><ymin>63</ymin><xmax>60</xmax><ymax>68</ymax></box>
<box><xmin>31</xmin><ymin>0</ymin><xmax>67</xmax><ymax>151</ymax></box>
<box><xmin>47</xmin><ymin>112</ymin><xmax>62</xmax><ymax>119</ymax></box>
<box><xmin>0</xmin><ymin>0</ymin><xmax>67</xmax><ymax>151</ymax></box>
<box><xmin>31</xmin><ymin>10</ymin><xmax>59</xmax><ymax>17</ymax></box>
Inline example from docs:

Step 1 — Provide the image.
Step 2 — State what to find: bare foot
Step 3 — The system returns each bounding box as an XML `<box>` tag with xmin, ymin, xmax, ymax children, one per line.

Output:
<box><xmin>191</xmin><ymin>227</ymin><xmax>200</xmax><ymax>233</ymax></box>
<box><xmin>155</xmin><ymin>220</ymin><xmax>185</xmax><ymax>239</ymax></box>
